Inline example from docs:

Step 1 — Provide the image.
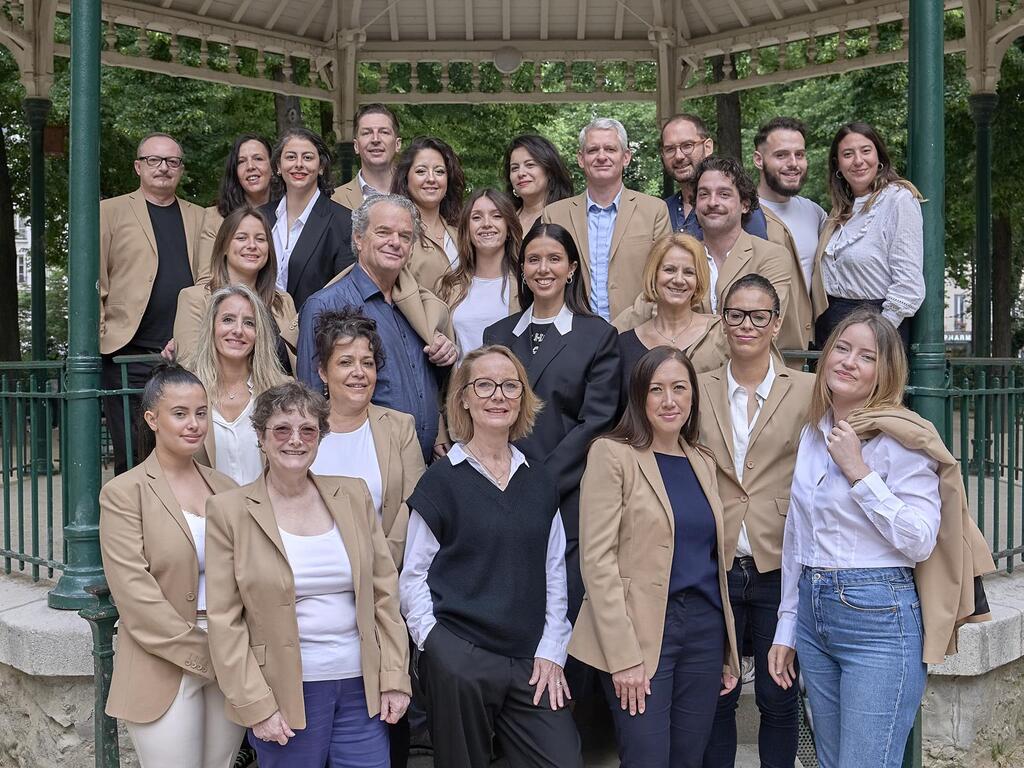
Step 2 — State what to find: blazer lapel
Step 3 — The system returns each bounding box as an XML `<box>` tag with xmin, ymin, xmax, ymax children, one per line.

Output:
<box><xmin>130</xmin><ymin>190</ymin><xmax>159</xmax><ymax>258</ymax></box>
<box><xmin>245</xmin><ymin>474</ymin><xmax>288</xmax><ymax>562</ymax></box>
<box><xmin>367</xmin><ymin>405</ymin><xmax>393</xmax><ymax>514</ymax></box>
<box><xmin>286</xmin><ymin>195</ymin><xmax>331</xmax><ymax>296</ymax></box>
<box><xmin>706</xmin><ymin>368</ymin><xmax>736</xmax><ymax>469</ymax></box>
<box><xmin>314</xmin><ymin>475</ymin><xmax>362</xmax><ymax>598</ymax></box>
<box><xmin>569</xmin><ymin>196</ymin><xmax>591</xmax><ymax>288</ymax></box>
<box><xmin>608</xmin><ymin>190</ymin><xmax>638</xmax><ymax>263</ymax></box>
<box><xmin>144</xmin><ymin>453</ymin><xmax>194</xmax><ymax>550</ymax></box>
<box><xmin>748</xmin><ymin>372</ymin><xmax>792</xmax><ymax>449</ymax></box>
<box><xmin>715</xmin><ymin>231</ymin><xmax>755</xmax><ymax>305</ymax></box>
<box><xmin>526</xmin><ymin>322</ymin><xmax>568</xmax><ymax>382</ymax></box>
<box><xmin>635</xmin><ymin>448</ymin><xmax>675</xmax><ymax>535</ymax></box>
<box><xmin>682</xmin><ymin>439</ymin><xmax>726</xmax><ymax>545</ymax></box>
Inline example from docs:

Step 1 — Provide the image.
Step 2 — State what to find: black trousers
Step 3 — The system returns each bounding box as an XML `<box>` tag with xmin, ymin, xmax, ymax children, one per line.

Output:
<box><xmin>101</xmin><ymin>348</ymin><xmax>160</xmax><ymax>475</ymax></box>
<box><xmin>814</xmin><ymin>296</ymin><xmax>910</xmax><ymax>351</ymax></box>
<box><xmin>418</xmin><ymin>623</ymin><xmax>582</xmax><ymax>768</ymax></box>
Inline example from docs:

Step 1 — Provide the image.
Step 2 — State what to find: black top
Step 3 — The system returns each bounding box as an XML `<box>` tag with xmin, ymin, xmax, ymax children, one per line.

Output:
<box><xmin>617</xmin><ymin>329</ymin><xmax>651</xmax><ymax>397</ymax></box>
<box><xmin>409</xmin><ymin>457</ymin><xmax>558</xmax><ymax>658</ymax></box>
<box><xmin>656</xmin><ymin>452</ymin><xmax>721</xmax><ymax>607</ymax></box>
<box><xmin>131</xmin><ymin>201</ymin><xmax>193</xmax><ymax>349</ymax></box>
<box><xmin>483</xmin><ymin>312</ymin><xmax>621</xmax><ymax>542</ymax></box>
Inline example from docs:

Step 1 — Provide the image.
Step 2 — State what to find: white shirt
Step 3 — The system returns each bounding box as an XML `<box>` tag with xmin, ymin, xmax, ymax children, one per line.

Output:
<box><xmin>453</xmin><ymin>276</ymin><xmax>511</xmax><ymax>364</ymax></box>
<box><xmin>212</xmin><ymin>398</ymin><xmax>263</xmax><ymax>486</ymax></box>
<box><xmin>399</xmin><ymin>443</ymin><xmax>573</xmax><ymax>666</ymax></box>
<box><xmin>311</xmin><ymin>420</ymin><xmax>384</xmax><ymax>515</ymax></box>
<box><xmin>759</xmin><ymin>196</ymin><xmax>826</xmax><ymax>289</ymax></box>
<box><xmin>822</xmin><ymin>184</ymin><xmax>925</xmax><ymax>325</ymax></box>
<box><xmin>703</xmin><ymin>245</ymin><xmax>724</xmax><ymax>312</ymax></box>
<box><xmin>273</xmin><ymin>188</ymin><xmax>322</xmax><ymax>291</ymax></box>
<box><xmin>182</xmin><ymin>510</ymin><xmax>207</xmax><ymax>611</ymax></box>
<box><xmin>726</xmin><ymin>359</ymin><xmax>777</xmax><ymax>558</ymax></box>
<box><xmin>357</xmin><ymin>171</ymin><xmax>380</xmax><ymax>197</ymax></box>
<box><xmin>511</xmin><ymin>302</ymin><xmax>574</xmax><ymax>337</ymax></box>
<box><xmin>443</xmin><ymin>230</ymin><xmax>458</xmax><ymax>267</ymax></box>
<box><xmin>279</xmin><ymin>523</ymin><xmax>362</xmax><ymax>682</ymax></box>
<box><xmin>773</xmin><ymin>413</ymin><xmax>942</xmax><ymax>648</ymax></box>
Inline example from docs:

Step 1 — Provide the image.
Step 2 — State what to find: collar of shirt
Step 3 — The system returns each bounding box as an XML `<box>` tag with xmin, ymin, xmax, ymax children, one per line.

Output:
<box><xmin>448</xmin><ymin>442</ymin><xmax>529</xmax><ymax>484</ymax></box>
<box><xmin>512</xmin><ymin>302</ymin><xmax>575</xmax><ymax>337</ymax></box>
<box><xmin>350</xmin><ymin>262</ymin><xmax>386</xmax><ymax>302</ymax></box>
<box><xmin>356</xmin><ymin>171</ymin><xmax>379</xmax><ymax>197</ymax></box>
<box><xmin>585</xmin><ymin>187</ymin><xmax>623</xmax><ymax>213</ymax></box>
<box><xmin>726</xmin><ymin>358</ymin><xmax>776</xmax><ymax>407</ymax></box>
<box><xmin>275</xmin><ymin>187</ymin><xmax>321</xmax><ymax>231</ymax></box>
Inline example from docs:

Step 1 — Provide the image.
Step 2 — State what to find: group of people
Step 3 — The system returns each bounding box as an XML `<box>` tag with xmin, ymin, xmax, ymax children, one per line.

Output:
<box><xmin>96</xmin><ymin>103</ymin><xmax>993</xmax><ymax>768</ymax></box>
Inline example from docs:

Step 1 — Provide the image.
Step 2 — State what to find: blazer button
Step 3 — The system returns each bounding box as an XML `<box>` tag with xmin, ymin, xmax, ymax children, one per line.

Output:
<box><xmin>746</xmin><ymin>461</ymin><xmax>754</xmax><ymax>469</ymax></box>
<box><xmin>740</xmin><ymin>495</ymin><xmax>749</xmax><ymax>503</ymax></box>
<box><xmin>186</xmin><ymin>592</ymin><xmax>196</xmax><ymax>601</ymax></box>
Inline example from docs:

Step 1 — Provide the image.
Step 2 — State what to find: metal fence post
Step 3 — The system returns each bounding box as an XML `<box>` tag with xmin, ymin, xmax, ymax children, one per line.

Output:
<box><xmin>79</xmin><ymin>585</ymin><xmax>120</xmax><ymax>768</ymax></box>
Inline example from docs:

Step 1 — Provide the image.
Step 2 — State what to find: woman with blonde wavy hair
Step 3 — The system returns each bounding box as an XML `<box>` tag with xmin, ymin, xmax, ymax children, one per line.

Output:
<box><xmin>179</xmin><ymin>284</ymin><xmax>288</xmax><ymax>484</ymax></box>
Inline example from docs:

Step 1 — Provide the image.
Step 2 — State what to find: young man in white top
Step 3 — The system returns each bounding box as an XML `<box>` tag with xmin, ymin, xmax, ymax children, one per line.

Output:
<box><xmin>332</xmin><ymin>104</ymin><xmax>402</xmax><ymax>210</ymax></box>
<box><xmin>752</xmin><ymin>117</ymin><xmax>827</xmax><ymax>292</ymax></box>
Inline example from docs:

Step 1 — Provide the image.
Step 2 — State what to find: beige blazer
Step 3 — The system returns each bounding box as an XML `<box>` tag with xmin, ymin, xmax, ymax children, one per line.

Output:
<box><xmin>100</xmin><ymin>190</ymin><xmax>206</xmax><ymax>354</ymax></box>
<box><xmin>543</xmin><ymin>188</ymin><xmax>672</xmax><ymax>319</ymax></box>
<box><xmin>195</xmin><ymin>205</ymin><xmax>222</xmax><ymax>286</ymax></box>
<box><xmin>809</xmin><ymin>217</ymin><xmax>839</xmax><ymax>323</ymax></box>
<box><xmin>332</xmin><ymin>178</ymin><xmax>364</xmax><ymax>211</ymax></box>
<box><xmin>99</xmin><ymin>453</ymin><xmax>237</xmax><ymax>722</ymax></box>
<box><xmin>205</xmin><ymin>473</ymin><xmax>411</xmax><ymax>729</ymax></box>
<box><xmin>697</xmin><ymin>364</ymin><xmax>815</xmax><ymax>572</ymax></box>
<box><xmin>172</xmin><ymin>283</ymin><xmax>299</xmax><ymax>369</ymax></box>
<box><xmin>408</xmin><ymin>224</ymin><xmax>459</xmax><ymax>295</ymax></box>
<box><xmin>762</xmin><ymin>207</ymin><xmax>813</xmax><ymax>351</ymax></box>
<box><xmin>612</xmin><ymin>299</ymin><xmax>730</xmax><ymax>375</ymax></box>
<box><xmin>569</xmin><ymin>438</ymin><xmax>739</xmax><ymax>678</ymax></box>
<box><xmin>366</xmin><ymin>403</ymin><xmax>426</xmax><ymax>568</ymax></box>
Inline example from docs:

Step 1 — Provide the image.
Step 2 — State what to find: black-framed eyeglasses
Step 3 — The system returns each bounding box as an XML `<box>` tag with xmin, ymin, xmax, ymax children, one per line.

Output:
<box><xmin>722</xmin><ymin>307</ymin><xmax>777</xmax><ymax>328</ymax></box>
<box><xmin>464</xmin><ymin>378</ymin><xmax>524</xmax><ymax>399</ymax></box>
<box><xmin>138</xmin><ymin>155</ymin><xmax>183</xmax><ymax>169</ymax></box>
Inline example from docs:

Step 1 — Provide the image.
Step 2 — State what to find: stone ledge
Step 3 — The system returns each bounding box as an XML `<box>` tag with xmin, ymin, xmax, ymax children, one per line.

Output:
<box><xmin>0</xmin><ymin>573</ymin><xmax>92</xmax><ymax>677</ymax></box>
<box><xmin>930</xmin><ymin>570</ymin><xmax>1024</xmax><ymax>677</ymax></box>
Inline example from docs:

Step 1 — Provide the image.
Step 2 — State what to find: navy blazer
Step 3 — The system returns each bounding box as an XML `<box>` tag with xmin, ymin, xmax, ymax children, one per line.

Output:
<box><xmin>483</xmin><ymin>311</ymin><xmax>621</xmax><ymax>542</ymax></box>
<box><xmin>261</xmin><ymin>194</ymin><xmax>355</xmax><ymax>311</ymax></box>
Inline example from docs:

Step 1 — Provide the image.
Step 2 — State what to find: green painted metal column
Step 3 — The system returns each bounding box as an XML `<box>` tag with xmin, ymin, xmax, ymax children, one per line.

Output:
<box><xmin>49</xmin><ymin>0</ymin><xmax>106</xmax><ymax>610</ymax></box>
<box><xmin>905</xmin><ymin>2</ymin><xmax>945</xmax><ymax>767</ymax></box>
<box><xmin>969</xmin><ymin>92</ymin><xmax>997</xmax><ymax>357</ymax></box>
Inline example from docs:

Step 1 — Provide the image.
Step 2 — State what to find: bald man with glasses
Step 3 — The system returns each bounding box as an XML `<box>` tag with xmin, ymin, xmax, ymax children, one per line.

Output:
<box><xmin>100</xmin><ymin>132</ymin><xmax>206</xmax><ymax>474</ymax></box>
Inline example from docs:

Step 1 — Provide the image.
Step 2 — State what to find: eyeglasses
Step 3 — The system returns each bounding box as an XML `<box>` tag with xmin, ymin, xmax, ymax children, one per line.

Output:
<box><xmin>464</xmin><ymin>378</ymin><xmax>524</xmax><ymax>399</ymax></box>
<box><xmin>137</xmin><ymin>155</ymin><xmax>183</xmax><ymax>169</ymax></box>
<box><xmin>660</xmin><ymin>140</ymin><xmax>708</xmax><ymax>158</ymax></box>
<box><xmin>268</xmin><ymin>424</ymin><xmax>320</xmax><ymax>442</ymax></box>
<box><xmin>722</xmin><ymin>308</ymin><xmax>778</xmax><ymax>328</ymax></box>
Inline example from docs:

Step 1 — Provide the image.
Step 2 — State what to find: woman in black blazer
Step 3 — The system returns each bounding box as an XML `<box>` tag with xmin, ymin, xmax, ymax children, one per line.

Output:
<box><xmin>261</xmin><ymin>128</ymin><xmax>355</xmax><ymax>310</ymax></box>
<box><xmin>483</xmin><ymin>221</ymin><xmax>621</xmax><ymax>624</ymax></box>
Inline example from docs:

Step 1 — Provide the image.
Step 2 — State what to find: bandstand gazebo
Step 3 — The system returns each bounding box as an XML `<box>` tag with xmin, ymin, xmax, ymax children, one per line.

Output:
<box><xmin>3</xmin><ymin>2</ymin><xmax>1024</xmax><ymax>766</ymax></box>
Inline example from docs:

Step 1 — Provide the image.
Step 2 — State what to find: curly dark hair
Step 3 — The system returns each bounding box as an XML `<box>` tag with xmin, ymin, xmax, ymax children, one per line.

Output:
<box><xmin>391</xmin><ymin>136</ymin><xmax>466</xmax><ymax>226</ymax></box>
<box><xmin>314</xmin><ymin>307</ymin><xmax>386</xmax><ymax>377</ymax></box>
<box><xmin>693</xmin><ymin>155</ymin><xmax>759</xmax><ymax>224</ymax></box>
<box><xmin>251</xmin><ymin>381</ymin><xmax>331</xmax><ymax>440</ymax></box>
<box><xmin>271</xmin><ymin>127</ymin><xmax>335</xmax><ymax>198</ymax></box>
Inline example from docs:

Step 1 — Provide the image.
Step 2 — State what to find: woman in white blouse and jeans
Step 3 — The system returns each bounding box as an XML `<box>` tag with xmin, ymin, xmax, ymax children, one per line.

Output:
<box><xmin>813</xmin><ymin>122</ymin><xmax>925</xmax><ymax>348</ymax></box>
<box><xmin>768</xmin><ymin>309</ymin><xmax>940</xmax><ymax>768</ymax></box>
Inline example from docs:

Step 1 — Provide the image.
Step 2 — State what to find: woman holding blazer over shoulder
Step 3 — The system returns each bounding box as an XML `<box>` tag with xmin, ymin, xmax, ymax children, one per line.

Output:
<box><xmin>205</xmin><ymin>381</ymin><xmax>411</xmax><ymax>768</ymax></box>
<box><xmin>99</xmin><ymin>364</ymin><xmax>243</xmax><ymax>768</ymax></box>
<box><xmin>570</xmin><ymin>346</ymin><xmax>739</xmax><ymax>768</ymax></box>
<box><xmin>482</xmin><ymin>221</ymin><xmax>621</xmax><ymax>624</ymax></box>
<box><xmin>768</xmin><ymin>308</ymin><xmax>993</xmax><ymax>768</ymax></box>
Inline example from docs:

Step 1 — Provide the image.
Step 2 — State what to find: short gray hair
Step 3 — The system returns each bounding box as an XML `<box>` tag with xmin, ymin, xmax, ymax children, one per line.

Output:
<box><xmin>136</xmin><ymin>132</ymin><xmax>183</xmax><ymax>158</ymax></box>
<box><xmin>578</xmin><ymin>118</ymin><xmax>628</xmax><ymax>152</ymax></box>
<box><xmin>351</xmin><ymin>193</ymin><xmax>422</xmax><ymax>253</ymax></box>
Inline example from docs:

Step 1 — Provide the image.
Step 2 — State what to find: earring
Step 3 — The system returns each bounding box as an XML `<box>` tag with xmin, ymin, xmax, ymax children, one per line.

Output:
<box><xmin>835</xmin><ymin>169</ymin><xmax>843</xmax><ymax>179</ymax></box>
<box><xmin>877</xmin><ymin>162</ymin><xmax>884</xmax><ymax>171</ymax></box>
<box><xmin>566</xmin><ymin>272</ymin><xmax>574</xmax><ymax>285</ymax></box>
<box><xmin>512</xmin><ymin>188</ymin><xmax>520</xmax><ymax>198</ymax></box>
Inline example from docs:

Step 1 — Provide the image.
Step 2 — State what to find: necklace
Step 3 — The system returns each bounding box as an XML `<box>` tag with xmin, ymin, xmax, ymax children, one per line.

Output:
<box><xmin>463</xmin><ymin>443</ymin><xmax>512</xmax><ymax>488</ymax></box>
<box><xmin>652</xmin><ymin>312</ymin><xmax>696</xmax><ymax>347</ymax></box>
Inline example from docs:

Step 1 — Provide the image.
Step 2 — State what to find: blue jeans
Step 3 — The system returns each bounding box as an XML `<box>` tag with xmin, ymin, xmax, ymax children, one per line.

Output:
<box><xmin>797</xmin><ymin>567</ymin><xmax>926</xmax><ymax>768</ymax></box>
<box><xmin>703</xmin><ymin>561</ymin><xmax>799</xmax><ymax>768</ymax></box>
<box><xmin>249</xmin><ymin>677</ymin><xmax>389</xmax><ymax>768</ymax></box>
<box><xmin>602</xmin><ymin>590</ymin><xmax>725</xmax><ymax>768</ymax></box>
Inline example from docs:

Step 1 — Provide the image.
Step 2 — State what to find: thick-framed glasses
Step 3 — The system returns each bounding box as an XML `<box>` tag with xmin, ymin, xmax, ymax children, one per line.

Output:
<box><xmin>660</xmin><ymin>139</ymin><xmax>708</xmax><ymax>158</ymax></box>
<box><xmin>268</xmin><ymin>424</ymin><xmax>320</xmax><ymax>442</ymax></box>
<box><xmin>464</xmin><ymin>378</ymin><xmax>524</xmax><ymax>399</ymax></box>
<box><xmin>722</xmin><ymin>308</ymin><xmax>778</xmax><ymax>328</ymax></box>
<box><xmin>138</xmin><ymin>155</ymin><xmax>183</xmax><ymax>169</ymax></box>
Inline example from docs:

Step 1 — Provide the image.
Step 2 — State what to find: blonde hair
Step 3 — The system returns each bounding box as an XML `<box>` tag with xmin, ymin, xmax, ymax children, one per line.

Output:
<box><xmin>445</xmin><ymin>345</ymin><xmax>543</xmax><ymax>443</ymax></box>
<box><xmin>808</xmin><ymin>308</ymin><xmax>908</xmax><ymax>426</ymax></box>
<box><xmin>179</xmin><ymin>284</ymin><xmax>288</xmax><ymax>401</ymax></box>
<box><xmin>642</xmin><ymin>232</ymin><xmax>710</xmax><ymax>309</ymax></box>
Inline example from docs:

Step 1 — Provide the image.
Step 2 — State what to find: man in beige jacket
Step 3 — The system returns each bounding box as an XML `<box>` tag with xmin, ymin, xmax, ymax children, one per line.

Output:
<box><xmin>100</xmin><ymin>132</ymin><xmax>205</xmax><ymax>473</ymax></box>
<box><xmin>332</xmin><ymin>104</ymin><xmax>402</xmax><ymax>210</ymax></box>
<box><xmin>542</xmin><ymin>117</ymin><xmax>671</xmax><ymax>321</ymax></box>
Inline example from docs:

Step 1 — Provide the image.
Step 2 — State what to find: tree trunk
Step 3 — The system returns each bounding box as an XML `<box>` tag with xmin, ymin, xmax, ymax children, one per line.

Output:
<box><xmin>712</xmin><ymin>56</ymin><xmax>742</xmax><ymax>161</ymax></box>
<box><xmin>274</xmin><ymin>93</ymin><xmax>304</xmax><ymax>135</ymax></box>
<box><xmin>0</xmin><ymin>122</ymin><xmax>22</xmax><ymax>361</ymax></box>
<box><xmin>992</xmin><ymin>213</ymin><xmax>1012</xmax><ymax>357</ymax></box>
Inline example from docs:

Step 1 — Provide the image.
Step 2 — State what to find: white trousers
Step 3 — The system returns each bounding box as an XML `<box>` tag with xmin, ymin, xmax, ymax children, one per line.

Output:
<box><xmin>125</xmin><ymin>671</ymin><xmax>244</xmax><ymax>768</ymax></box>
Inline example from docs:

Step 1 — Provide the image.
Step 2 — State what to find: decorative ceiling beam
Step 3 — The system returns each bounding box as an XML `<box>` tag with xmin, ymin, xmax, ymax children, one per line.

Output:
<box><xmin>577</xmin><ymin>0</ymin><xmax>587</xmax><ymax>41</ymax></box>
<box><xmin>689</xmin><ymin>0</ymin><xmax>718</xmax><ymax>35</ymax></box>
<box><xmin>197</xmin><ymin>0</ymin><xmax>213</xmax><ymax>16</ymax></box>
<box><xmin>614</xmin><ymin>1</ymin><xmax>625</xmax><ymax>39</ymax></box>
<box><xmin>540</xmin><ymin>0</ymin><xmax>549</xmax><ymax>40</ymax></box>
<box><xmin>725</xmin><ymin>0</ymin><xmax>749</xmax><ymax>27</ymax></box>
<box><xmin>388</xmin><ymin>0</ymin><xmax>399</xmax><ymax>41</ymax></box>
<box><xmin>675</xmin><ymin>0</ymin><xmax>690</xmax><ymax>40</ymax></box>
<box><xmin>297</xmin><ymin>0</ymin><xmax>326</xmax><ymax>37</ymax></box>
<box><xmin>232</xmin><ymin>0</ymin><xmax>255</xmax><ymax>24</ymax></box>
<box><xmin>502</xmin><ymin>0</ymin><xmax>510</xmax><ymax>40</ymax></box>
<box><xmin>426</xmin><ymin>0</ymin><xmax>437</xmax><ymax>41</ymax></box>
<box><xmin>265</xmin><ymin>0</ymin><xmax>290</xmax><ymax>31</ymax></box>
<box><xmin>161</xmin><ymin>0</ymin><xmax>174</xmax><ymax>8</ymax></box>
<box><xmin>324</xmin><ymin>0</ymin><xmax>337</xmax><ymax>42</ymax></box>
<box><xmin>804</xmin><ymin>0</ymin><xmax>819</xmax><ymax>12</ymax></box>
<box><xmin>651</xmin><ymin>0</ymin><xmax>665</xmax><ymax>27</ymax></box>
<box><xmin>464</xmin><ymin>0</ymin><xmax>474</xmax><ymax>40</ymax></box>
<box><xmin>764</xmin><ymin>0</ymin><xmax>783</xmax><ymax>20</ymax></box>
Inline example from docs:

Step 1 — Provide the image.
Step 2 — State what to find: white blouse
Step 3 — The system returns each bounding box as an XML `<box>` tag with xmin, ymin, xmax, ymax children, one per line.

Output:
<box><xmin>452</xmin><ymin>276</ymin><xmax>511</xmax><ymax>364</ymax></box>
<box><xmin>183</xmin><ymin>510</ymin><xmax>207</xmax><ymax>612</ymax></box>
<box><xmin>310</xmin><ymin>420</ymin><xmax>384</xmax><ymax>515</ymax></box>
<box><xmin>212</xmin><ymin>398</ymin><xmax>263</xmax><ymax>486</ymax></box>
<box><xmin>774</xmin><ymin>414</ymin><xmax>942</xmax><ymax>649</ymax></box>
<box><xmin>821</xmin><ymin>184</ymin><xmax>925</xmax><ymax>325</ymax></box>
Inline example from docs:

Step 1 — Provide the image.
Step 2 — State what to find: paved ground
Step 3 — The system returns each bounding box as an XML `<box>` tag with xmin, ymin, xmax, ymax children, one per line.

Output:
<box><xmin>407</xmin><ymin>744</ymin><xmax>764</xmax><ymax>767</ymax></box>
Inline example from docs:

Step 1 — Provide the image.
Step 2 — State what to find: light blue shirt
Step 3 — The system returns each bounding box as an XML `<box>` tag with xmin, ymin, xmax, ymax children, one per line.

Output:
<box><xmin>586</xmin><ymin>187</ymin><xmax>622</xmax><ymax>320</ymax></box>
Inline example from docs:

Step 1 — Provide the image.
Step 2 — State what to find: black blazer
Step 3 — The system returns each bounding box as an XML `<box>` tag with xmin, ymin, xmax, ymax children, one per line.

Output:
<box><xmin>261</xmin><ymin>194</ymin><xmax>355</xmax><ymax>311</ymax></box>
<box><xmin>483</xmin><ymin>311</ymin><xmax>621</xmax><ymax>542</ymax></box>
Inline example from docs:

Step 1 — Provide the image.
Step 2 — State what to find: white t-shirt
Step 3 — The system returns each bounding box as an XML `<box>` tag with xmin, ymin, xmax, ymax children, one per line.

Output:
<box><xmin>182</xmin><ymin>510</ymin><xmax>207</xmax><ymax>611</ymax></box>
<box><xmin>279</xmin><ymin>524</ymin><xmax>361</xmax><ymax>682</ymax></box>
<box><xmin>310</xmin><ymin>420</ymin><xmax>383</xmax><ymax>515</ymax></box>
<box><xmin>760</xmin><ymin>196</ymin><xmax>827</xmax><ymax>290</ymax></box>
<box><xmin>453</xmin><ymin>276</ymin><xmax>511</xmax><ymax>364</ymax></box>
<box><xmin>212</xmin><ymin>398</ymin><xmax>263</xmax><ymax>486</ymax></box>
